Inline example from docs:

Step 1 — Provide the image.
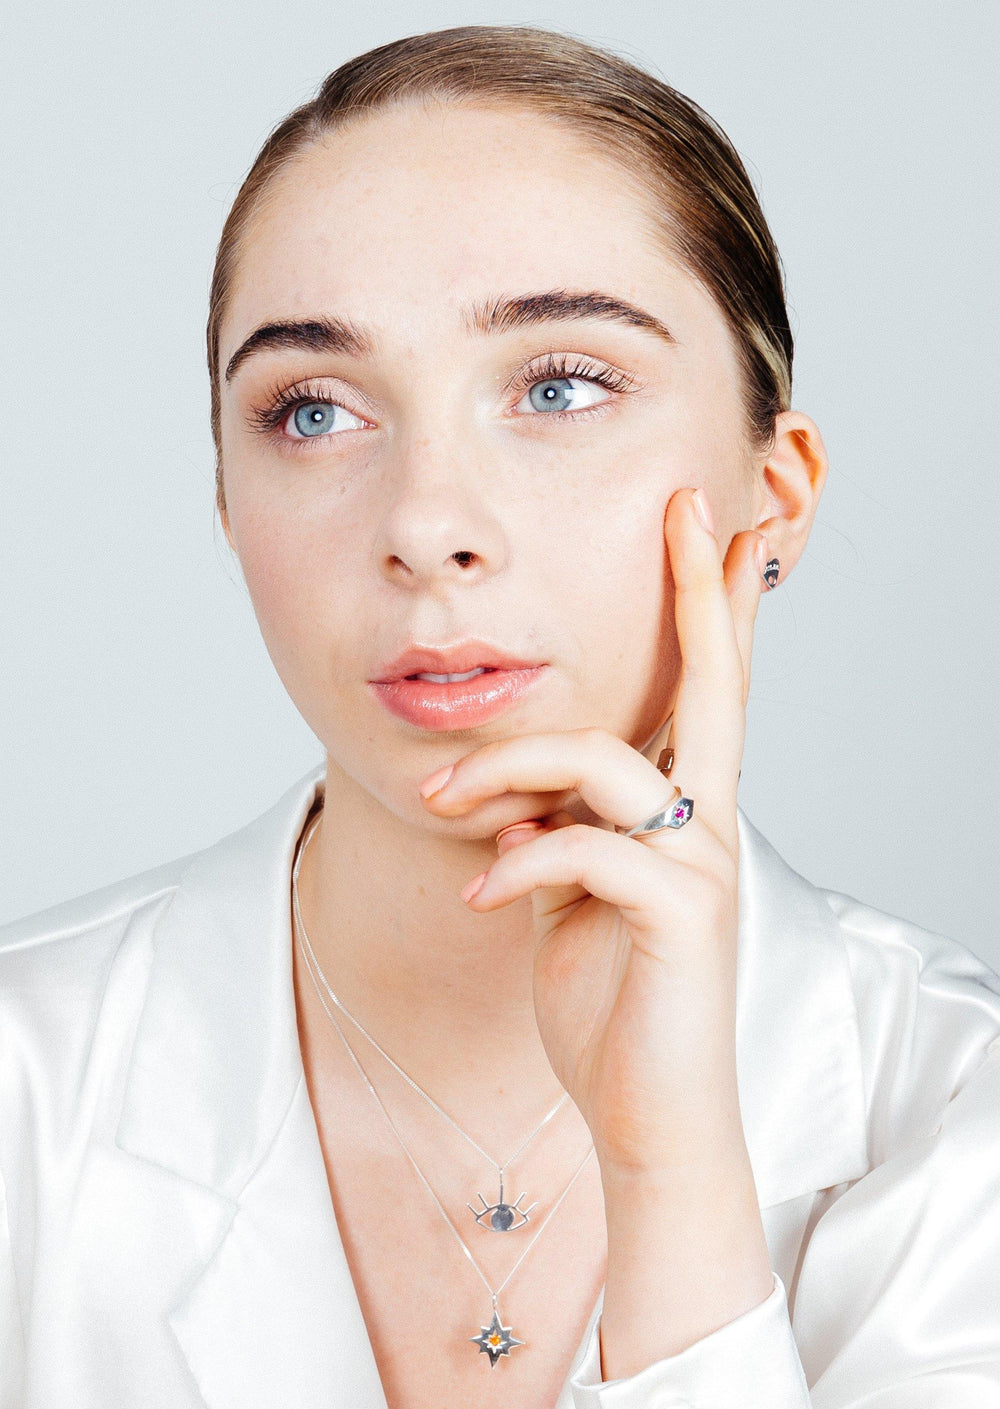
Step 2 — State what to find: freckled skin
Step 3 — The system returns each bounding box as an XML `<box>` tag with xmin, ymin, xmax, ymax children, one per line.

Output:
<box><xmin>216</xmin><ymin>98</ymin><xmax>827</xmax><ymax>1117</ymax></box>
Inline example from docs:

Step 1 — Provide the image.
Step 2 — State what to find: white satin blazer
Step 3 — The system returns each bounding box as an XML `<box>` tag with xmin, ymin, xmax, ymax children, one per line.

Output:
<box><xmin>2</xmin><ymin>762</ymin><xmax>999</xmax><ymax>1407</ymax></box>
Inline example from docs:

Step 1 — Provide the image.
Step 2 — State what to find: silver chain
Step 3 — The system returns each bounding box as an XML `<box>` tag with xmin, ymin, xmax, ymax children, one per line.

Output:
<box><xmin>295</xmin><ymin>901</ymin><xmax>594</xmax><ymax>1307</ymax></box>
<box><xmin>293</xmin><ymin>809</ymin><xmax>570</xmax><ymax>1172</ymax></box>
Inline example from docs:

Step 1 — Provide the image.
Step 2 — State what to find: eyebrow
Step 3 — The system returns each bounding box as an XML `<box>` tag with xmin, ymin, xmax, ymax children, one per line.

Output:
<box><xmin>223</xmin><ymin>289</ymin><xmax>677</xmax><ymax>383</ymax></box>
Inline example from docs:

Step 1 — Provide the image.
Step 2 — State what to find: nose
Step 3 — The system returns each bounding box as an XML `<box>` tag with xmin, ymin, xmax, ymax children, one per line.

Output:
<box><xmin>373</xmin><ymin>441</ymin><xmax>508</xmax><ymax>592</ymax></box>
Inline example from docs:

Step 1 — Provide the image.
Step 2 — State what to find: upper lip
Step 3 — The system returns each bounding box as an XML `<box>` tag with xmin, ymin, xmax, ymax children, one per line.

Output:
<box><xmin>371</xmin><ymin>640</ymin><xmax>546</xmax><ymax>683</ymax></box>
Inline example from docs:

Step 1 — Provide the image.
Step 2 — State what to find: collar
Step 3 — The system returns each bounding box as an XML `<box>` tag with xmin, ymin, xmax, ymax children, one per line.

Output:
<box><xmin>116</xmin><ymin>762</ymin><xmax>869</xmax><ymax>1212</ymax></box>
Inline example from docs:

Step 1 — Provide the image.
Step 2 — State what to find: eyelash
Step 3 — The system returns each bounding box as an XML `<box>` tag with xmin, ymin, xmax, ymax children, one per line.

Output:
<box><xmin>245</xmin><ymin>353</ymin><xmax>639</xmax><ymax>446</ymax></box>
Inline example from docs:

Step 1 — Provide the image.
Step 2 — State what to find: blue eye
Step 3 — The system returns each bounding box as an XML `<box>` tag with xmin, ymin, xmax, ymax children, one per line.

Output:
<box><xmin>289</xmin><ymin>400</ymin><xmax>366</xmax><ymax>438</ymax></box>
<box><xmin>245</xmin><ymin>355</ymin><xmax>639</xmax><ymax>448</ymax></box>
<box><xmin>519</xmin><ymin>377</ymin><xmax>611</xmax><ymax>415</ymax></box>
<box><xmin>293</xmin><ymin>402</ymin><xmax>335</xmax><ymax>437</ymax></box>
<box><xmin>509</xmin><ymin>353</ymin><xmax>638</xmax><ymax>419</ymax></box>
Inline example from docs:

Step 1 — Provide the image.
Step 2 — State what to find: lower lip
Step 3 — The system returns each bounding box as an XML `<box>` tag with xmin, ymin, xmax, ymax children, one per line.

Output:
<box><xmin>369</xmin><ymin>667</ymin><xmax>547</xmax><ymax>730</ymax></box>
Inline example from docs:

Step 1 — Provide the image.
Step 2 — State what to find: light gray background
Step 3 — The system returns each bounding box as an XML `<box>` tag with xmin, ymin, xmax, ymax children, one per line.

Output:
<box><xmin>2</xmin><ymin>2</ymin><xmax>997</xmax><ymax>966</ymax></box>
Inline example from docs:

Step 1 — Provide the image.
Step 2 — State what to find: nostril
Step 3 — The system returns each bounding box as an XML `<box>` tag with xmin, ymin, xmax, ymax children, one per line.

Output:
<box><xmin>453</xmin><ymin>551</ymin><xmax>475</xmax><ymax>567</ymax></box>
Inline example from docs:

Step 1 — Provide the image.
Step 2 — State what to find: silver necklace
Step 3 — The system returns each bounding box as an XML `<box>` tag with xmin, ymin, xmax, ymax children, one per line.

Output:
<box><xmin>291</xmin><ymin>810</ymin><xmax>596</xmax><ymax>1366</ymax></box>
<box><xmin>293</xmin><ymin>809</ymin><xmax>571</xmax><ymax>1233</ymax></box>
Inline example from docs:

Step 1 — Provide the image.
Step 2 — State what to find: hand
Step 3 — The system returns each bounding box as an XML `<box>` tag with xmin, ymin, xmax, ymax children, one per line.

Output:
<box><xmin>418</xmin><ymin>487</ymin><xmax>768</xmax><ymax>1178</ymax></box>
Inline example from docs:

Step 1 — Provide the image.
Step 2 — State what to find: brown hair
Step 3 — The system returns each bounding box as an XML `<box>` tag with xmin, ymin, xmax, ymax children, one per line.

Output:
<box><xmin>207</xmin><ymin>24</ymin><xmax>794</xmax><ymax>520</ymax></box>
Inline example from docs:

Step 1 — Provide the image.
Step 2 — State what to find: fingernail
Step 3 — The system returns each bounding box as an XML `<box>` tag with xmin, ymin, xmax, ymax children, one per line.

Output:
<box><xmin>460</xmin><ymin>872</ymin><xmax>487</xmax><ymax>904</ymax></box>
<box><xmin>754</xmin><ymin>537</ymin><xmax>768</xmax><ymax>574</ymax></box>
<box><xmin>691</xmin><ymin>488</ymin><xmax>715</xmax><ymax>535</ymax></box>
<box><xmin>419</xmin><ymin>764</ymin><xmax>455</xmax><ymax>798</ymax></box>
<box><xmin>496</xmin><ymin>820</ymin><xmax>545</xmax><ymax>855</ymax></box>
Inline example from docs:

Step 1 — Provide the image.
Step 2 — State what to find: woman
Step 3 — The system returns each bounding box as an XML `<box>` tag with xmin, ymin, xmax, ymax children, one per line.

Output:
<box><xmin>2</xmin><ymin>24</ymin><xmax>998</xmax><ymax>1408</ymax></box>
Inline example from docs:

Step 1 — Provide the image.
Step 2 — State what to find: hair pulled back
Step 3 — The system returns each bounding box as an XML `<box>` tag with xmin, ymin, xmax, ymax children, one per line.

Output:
<box><xmin>207</xmin><ymin>25</ymin><xmax>794</xmax><ymax>519</ymax></box>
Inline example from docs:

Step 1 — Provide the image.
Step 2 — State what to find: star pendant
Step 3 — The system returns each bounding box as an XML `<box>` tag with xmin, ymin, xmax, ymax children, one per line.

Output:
<box><xmin>470</xmin><ymin>1308</ymin><xmax>525</xmax><ymax>1367</ymax></box>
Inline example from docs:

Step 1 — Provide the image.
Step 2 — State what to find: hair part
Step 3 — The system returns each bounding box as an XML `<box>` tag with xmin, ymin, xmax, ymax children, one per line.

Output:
<box><xmin>207</xmin><ymin>25</ymin><xmax>794</xmax><ymax>521</ymax></box>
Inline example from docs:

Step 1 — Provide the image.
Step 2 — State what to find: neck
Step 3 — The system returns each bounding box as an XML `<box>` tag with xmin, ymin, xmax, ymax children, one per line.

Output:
<box><xmin>293</xmin><ymin>752</ymin><xmax>566</xmax><ymax>1123</ymax></box>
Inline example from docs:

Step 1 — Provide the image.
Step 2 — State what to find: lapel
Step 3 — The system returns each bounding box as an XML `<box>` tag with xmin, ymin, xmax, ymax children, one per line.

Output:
<box><xmin>114</xmin><ymin>763</ymin><xmax>868</xmax><ymax>1406</ymax></box>
<box><xmin>115</xmin><ymin>765</ymin><xmax>387</xmax><ymax>1407</ymax></box>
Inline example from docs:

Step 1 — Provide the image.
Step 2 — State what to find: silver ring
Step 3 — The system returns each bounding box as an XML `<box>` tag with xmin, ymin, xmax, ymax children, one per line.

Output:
<box><xmin>615</xmin><ymin>783</ymin><xmax>694</xmax><ymax>839</ymax></box>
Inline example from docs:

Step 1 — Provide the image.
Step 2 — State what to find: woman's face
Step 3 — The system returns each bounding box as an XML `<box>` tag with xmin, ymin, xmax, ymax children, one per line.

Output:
<box><xmin>217</xmin><ymin>100</ymin><xmax>760</xmax><ymax>834</ymax></box>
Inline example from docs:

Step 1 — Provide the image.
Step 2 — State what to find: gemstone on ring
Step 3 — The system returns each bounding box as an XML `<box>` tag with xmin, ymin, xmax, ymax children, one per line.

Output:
<box><xmin>615</xmin><ymin>790</ymin><xmax>695</xmax><ymax>838</ymax></box>
<box><xmin>670</xmin><ymin>798</ymin><xmax>693</xmax><ymax>826</ymax></box>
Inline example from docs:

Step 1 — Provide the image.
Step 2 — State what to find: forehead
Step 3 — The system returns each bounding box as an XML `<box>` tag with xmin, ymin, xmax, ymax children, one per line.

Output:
<box><xmin>222</xmin><ymin>100</ymin><xmax>730</xmax><ymax>362</ymax></box>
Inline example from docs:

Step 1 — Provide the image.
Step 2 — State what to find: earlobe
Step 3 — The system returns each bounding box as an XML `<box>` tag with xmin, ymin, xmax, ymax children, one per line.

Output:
<box><xmin>751</xmin><ymin>411</ymin><xmax>829</xmax><ymax>578</ymax></box>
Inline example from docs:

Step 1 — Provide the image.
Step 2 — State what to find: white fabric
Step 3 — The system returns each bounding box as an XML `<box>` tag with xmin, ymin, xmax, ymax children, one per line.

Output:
<box><xmin>1</xmin><ymin>762</ymin><xmax>999</xmax><ymax>1407</ymax></box>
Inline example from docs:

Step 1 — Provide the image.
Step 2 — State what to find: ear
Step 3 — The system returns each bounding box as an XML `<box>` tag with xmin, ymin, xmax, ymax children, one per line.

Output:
<box><xmin>217</xmin><ymin>487</ymin><xmax>236</xmax><ymax>554</ymax></box>
<box><xmin>750</xmin><ymin>411</ymin><xmax>828</xmax><ymax>580</ymax></box>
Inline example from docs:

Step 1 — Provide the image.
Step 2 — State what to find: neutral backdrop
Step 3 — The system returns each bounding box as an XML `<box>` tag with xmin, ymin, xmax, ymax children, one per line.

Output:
<box><xmin>2</xmin><ymin>2</ymin><xmax>997</xmax><ymax>968</ymax></box>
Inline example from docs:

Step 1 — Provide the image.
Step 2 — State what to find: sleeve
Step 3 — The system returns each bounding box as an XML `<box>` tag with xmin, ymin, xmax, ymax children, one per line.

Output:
<box><xmin>0</xmin><ymin>1159</ymin><xmax>26</xmax><ymax>1409</ymax></box>
<box><xmin>566</xmin><ymin>1037</ymin><xmax>1000</xmax><ymax>1407</ymax></box>
<box><xmin>567</xmin><ymin>1270</ymin><xmax>811</xmax><ymax>1407</ymax></box>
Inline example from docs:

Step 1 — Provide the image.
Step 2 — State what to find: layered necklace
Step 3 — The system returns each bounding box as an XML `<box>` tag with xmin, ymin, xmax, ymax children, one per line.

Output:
<box><xmin>291</xmin><ymin>808</ymin><xmax>596</xmax><ymax>1366</ymax></box>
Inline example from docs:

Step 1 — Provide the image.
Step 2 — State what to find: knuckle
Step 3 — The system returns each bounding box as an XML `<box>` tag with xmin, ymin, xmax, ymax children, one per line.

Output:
<box><xmin>552</xmin><ymin>824</ymin><xmax>597</xmax><ymax>876</ymax></box>
<box><xmin>563</xmin><ymin>823</ymin><xmax>594</xmax><ymax>857</ymax></box>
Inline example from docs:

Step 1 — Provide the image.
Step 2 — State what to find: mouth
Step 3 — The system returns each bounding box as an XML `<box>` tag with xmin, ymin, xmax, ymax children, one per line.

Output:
<box><xmin>368</xmin><ymin>664</ymin><xmax>548</xmax><ymax>731</ymax></box>
<box><xmin>372</xmin><ymin>642</ymin><xmax>546</xmax><ymax>683</ymax></box>
<box><xmin>403</xmin><ymin>666</ymin><xmax>498</xmax><ymax>684</ymax></box>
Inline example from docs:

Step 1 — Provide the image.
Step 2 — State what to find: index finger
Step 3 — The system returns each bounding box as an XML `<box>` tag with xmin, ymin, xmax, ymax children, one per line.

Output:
<box><xmin>664</xmin><ymin>487</ymin><xmax>756</xmax><ymax>850</ymax></box>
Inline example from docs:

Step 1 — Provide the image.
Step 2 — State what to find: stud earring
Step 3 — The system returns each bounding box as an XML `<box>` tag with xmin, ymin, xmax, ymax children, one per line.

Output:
<box><xmin>763</xmin><ymin>557</ymin><xmax>780</xmax><ymax>590</ymax></box>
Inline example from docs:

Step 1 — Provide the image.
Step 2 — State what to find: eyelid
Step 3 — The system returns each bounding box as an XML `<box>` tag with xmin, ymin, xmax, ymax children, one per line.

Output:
<box><xmin>245</xmin><ymin>350</ymin><xmax>642</xmax><ymax>443</ymax></box>
<box><xmin>242</xmin><ymin>374</ymin><xmax>374</xmax><ymax>436</ymax></box>
<box><xmin>500</xmin><ymin>350</ymin><xmax>639</xmax><ymax>398</ymax></box>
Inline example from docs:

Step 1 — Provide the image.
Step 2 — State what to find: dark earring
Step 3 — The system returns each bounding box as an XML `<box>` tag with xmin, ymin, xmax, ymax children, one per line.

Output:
<box><xmin>763</xmin><ymin>558</ymin><xmax>780</xmax><ymax>590</ymax></box>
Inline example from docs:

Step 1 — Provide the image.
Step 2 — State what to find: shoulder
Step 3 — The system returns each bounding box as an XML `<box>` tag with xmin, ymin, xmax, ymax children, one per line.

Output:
<box><xmin>819</xmin><ymin>882</ymin><xmax>1000</xmax><ymax>1047</ymax></box>
<box><xmin>821</xmin><ymin>879</ymin><xmax>996</xmax><ymax>973</ymax></box>
<box><xmin>0</xmin><ymin>850</ymin><xmax>194</xmax><ymax>994</ymax></box>
<box><xmin>0</xmin><ymin>762</ymin><xmax>325</xmax><ymax>1171</ymax></box>
<box><xmin>0</xmin><ymin>855</ymin><xmax>195</xmax><ymax>1142</ymax></box>
<box><xmin>817</xmin><ymin>883</ymin><xmax>1000</xmax><ymax>1157</ymax></box>
<box><xmin>736</xmin><ymin>806</ymin><xmax>1000</xmax><ymax>1166</ymax></box>
<box><xmin>786</xmin><ymin>892</ymin><xmax>1000</xmax><ymax>1391</ymax></box>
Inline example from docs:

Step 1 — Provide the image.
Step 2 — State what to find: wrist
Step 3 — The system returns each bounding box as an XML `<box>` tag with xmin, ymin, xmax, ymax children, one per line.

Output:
<box><xmin>597</xmin><ymin>1151</ymin><xmax>774</xmax><ymax>1377</ymax></box>
<box><xmin>595</xmin><ymin>1112</ymin><xmax>753</xmax><ymax>1188</ymax></box>
<box><xmin>599</xmin><ymin>1143</ymin><xmax>765</xmax><ymax>1246</ymax></box>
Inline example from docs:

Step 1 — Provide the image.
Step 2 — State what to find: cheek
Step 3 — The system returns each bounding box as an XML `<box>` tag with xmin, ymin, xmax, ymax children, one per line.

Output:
<box><xmin>566</xmin><ymin>449</ymin><xmax>689</xmax><ymax>722</ymax></box>
<box><xmin>228</xmin><ymin>508</ymin><xmax>337</xmax><ymax>680</ymax></box>
<box><xmin>547</xmin><ymin>460</ymin><xmax>680</xmax><ymax>675</ymax></box>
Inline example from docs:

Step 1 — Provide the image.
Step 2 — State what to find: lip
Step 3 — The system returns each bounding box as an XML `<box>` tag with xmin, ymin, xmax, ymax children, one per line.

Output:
<box><xmin>369</xmin><ymin>666</ymin><xmax>548</xmax><ymax>731</ymax></box>
<box><xmin>371</xmin><ymin>639</ymin><xmax>546</xmax><ymax>683</ymax></box>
